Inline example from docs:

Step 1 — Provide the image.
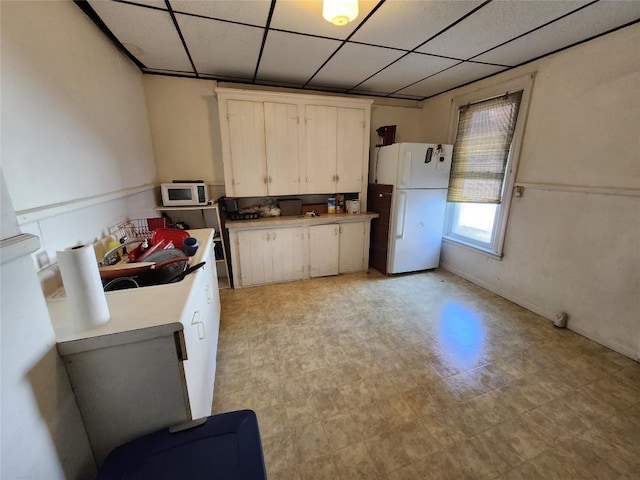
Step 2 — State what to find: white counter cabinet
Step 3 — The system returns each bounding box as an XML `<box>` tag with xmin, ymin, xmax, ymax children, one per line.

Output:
<box><xmin>227</xmin><ymin>214</ymin><xmax>377</xmax><ymax>288</ymax></box>
<box><xmin>47</xmin><ymin>229</ymin><xmax>220</xmax><ymax>465</ymax></box>
<box><xmin>309</xmin><ymin>224</ymin><xmax>339</xmax><ymax>277</ymax></box>
<box><xmin>339</xmin><ymin>221</ymin><xmax>368</xmax><ymax>273</ymax></box>
<box><xmin>237</xmin><ymin>226</ymin><xmax>306</xmax><ymax>286</ymax></box>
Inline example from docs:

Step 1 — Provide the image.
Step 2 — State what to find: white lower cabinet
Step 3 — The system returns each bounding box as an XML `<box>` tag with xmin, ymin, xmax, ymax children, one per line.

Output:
<box><xmin>339</xmin><ymin>222</ymin><xmax>366</xmax><ymax>273</ymax></box>
<box><xmin>228</xmin><ymin>216</ymin><xmax>376</xmax><ymax>287</ymax></box>
<box><xmin>180</xmin><ymin>245</ymin><xmax>219</xmax><ymax>418</ymax></box>
<box><xmin>309</xmin><ymin>224</ymin><xmax>339</xmax><ymax>277</ymax></box>
<box><xmin>237</xmin><ymin>226</ymin><xmax>306</xmax><ymax>286</ymax></box>
<box><xmin>49</xmin><ymin>229</ymin><xmax>220</xmax><ymax>465</ymax></box>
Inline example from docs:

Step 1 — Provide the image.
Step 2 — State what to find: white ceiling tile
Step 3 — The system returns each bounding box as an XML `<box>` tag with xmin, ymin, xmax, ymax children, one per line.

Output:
<box><xmin>169</xmin><ymin>0</ymin><xmax>271</xmax><ymax>26</ymax></box>
<box><xmin>175</xmin><ymin>13</ymin><xmax>263</xmax><ymax>78</ymax></box>
<box><xmin>351</xmin><ymin>0</ymin><xmax>484</xmax><ymax>50</ymax></box>
<box><xmin>270</xmin><ymin>0</ymin><xmax>379</xmax><ymax>40</ymax></box>
<box><xmin>309</xmin><ymin>43</ymin><xmax>405</xmax><ymax>89</ymax></box>
<box><xmin>88</xmin><ymin>0</ymin><xmax>192</xmax><ymax>71</ymax></box>
<box><xmin>257</xmin><ymin>30</ymin><xmax>341</xmax><ymax>84</ymax></box>
<box><xmin>417</xmin><ymin>1</ymin><xmax>590</xmax><ymax>60</ymax></box>
<box><xmin>474</xmin><ymin>1</ymin><xmax>640</xmax><ymax>66</ymax></box>
<box><xmin>357</xmin><ymin>53</ymin><xmax>459</xmax><ymax>93</ymax></box>
<box><xmin>396</xmin><ymin>62</ymin><xmax>506</xmax><ymax>98</ymax></box>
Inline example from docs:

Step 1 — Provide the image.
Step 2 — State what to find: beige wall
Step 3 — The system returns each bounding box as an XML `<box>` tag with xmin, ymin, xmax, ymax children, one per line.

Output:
<box><xmin>144</xmin><ymin>76</ymin><xmax>224</xmax><ymax>185</ymax></box>
<box><xmin>422</xmin><ymin>24</ymin><xmax>640</xmax><ymax>359</ymax></box>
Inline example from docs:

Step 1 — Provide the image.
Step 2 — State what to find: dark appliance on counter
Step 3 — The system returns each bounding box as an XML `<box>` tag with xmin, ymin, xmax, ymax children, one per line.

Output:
<box><xmin>218</xmin><ymin>196</ymin><xmax>239</xmax><ymax>214</ymax></box>
<box><xmin>376</xmin><ymin>125</ymin><xmax>396</xmax><ymax>146</ymax></box>
<box><xmin>367</xmin><ymin>183</ymin><xmax>393</xmax><ymax>274</ymax></box>
<box><xmin>218</xmin><ymin>196</ymin><xmax>259</xmax><ymax>219</ymax></box>
<box><xmin>278</xmin><ymin>198</ymin><xmax>302</xmax><ymax>216</ymax></box>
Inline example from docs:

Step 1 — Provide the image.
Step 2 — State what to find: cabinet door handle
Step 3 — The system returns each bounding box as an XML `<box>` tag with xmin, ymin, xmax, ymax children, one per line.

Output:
<box><xmin>206</xmin><ymin>284</ymin><xmax>213</xmax><ymax>304</ymax></box>
<box><xmin>268</xmin><ymin>176</ymin><xmax>272</xmax><ymax>184</ymax></box>
<box><xmin>192</xmin><ymin>311</ymin><xmax>205</xmax><ymax>340</ymax></box>
<box><xmin>272</xmin><ymin>232</ymin><xmax>277</xmax><ymax>241</ymax></box>
<box><xmin>264</xmin><ymin>176</ymin><xmax>268</xmax><ymax>184</ymax></box>
<box><xmin>266</xmin><ymin>232</ymin><xmax>271</xmax><ymax>241</ymax></box>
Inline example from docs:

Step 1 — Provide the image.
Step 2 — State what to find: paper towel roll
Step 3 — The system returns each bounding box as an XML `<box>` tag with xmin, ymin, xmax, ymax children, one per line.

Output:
<box><xmin>57</xmin><ymin>244</ymin><xmax>111</xmax><ymax>331</ymax></box>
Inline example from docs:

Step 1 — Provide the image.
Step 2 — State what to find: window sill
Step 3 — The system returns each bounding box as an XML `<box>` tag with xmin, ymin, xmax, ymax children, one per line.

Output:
<box><xmin>442</xmin><ymin>236</ymin><xmax>503</xmax><ymax>260</ymax></box>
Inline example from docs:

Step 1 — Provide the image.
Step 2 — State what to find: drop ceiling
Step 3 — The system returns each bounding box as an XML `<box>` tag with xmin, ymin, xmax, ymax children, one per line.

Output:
<box><xmin>78</xmin><ymin>0</ymin><xmax>640</xmax><ymax>100</ymax></box>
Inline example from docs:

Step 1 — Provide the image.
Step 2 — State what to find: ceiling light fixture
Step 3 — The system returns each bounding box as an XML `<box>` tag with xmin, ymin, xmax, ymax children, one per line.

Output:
<box><xmin>322</xmin><ymin>0</ymin><xmax>359</xmax><ymax>26</ymax></box>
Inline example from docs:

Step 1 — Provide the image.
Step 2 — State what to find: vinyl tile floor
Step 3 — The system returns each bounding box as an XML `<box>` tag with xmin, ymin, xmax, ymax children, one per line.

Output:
<box><xmin>213</xmin><ymin>269</ymin><xmax>640</xmax><ymax>480</ymax></box>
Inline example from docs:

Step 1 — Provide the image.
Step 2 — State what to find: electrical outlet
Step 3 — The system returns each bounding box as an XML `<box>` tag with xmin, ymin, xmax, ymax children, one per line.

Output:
<box><xmin>554</xmin><ymin>312</ymin><xmax>568</xmax><ymax>328</ymax></box>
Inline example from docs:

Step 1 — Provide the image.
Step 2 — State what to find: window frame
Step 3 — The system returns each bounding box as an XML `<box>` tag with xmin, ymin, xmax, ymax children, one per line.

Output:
<box><xmin>443</xmin><ymin>74</ymin><xmax>534</xmax><ymax>258</ymax></box>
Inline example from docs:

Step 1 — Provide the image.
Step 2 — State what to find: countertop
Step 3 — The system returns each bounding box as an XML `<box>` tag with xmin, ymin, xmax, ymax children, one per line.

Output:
<box><xmin>225</xmin><ymin>212</ymin><xmax>378</xmax><ymax>230</ymax></box>
<box><xmin>47</xmin><ymin>228</ymin><xmax>215</xmax><ymax>355</ymax></box>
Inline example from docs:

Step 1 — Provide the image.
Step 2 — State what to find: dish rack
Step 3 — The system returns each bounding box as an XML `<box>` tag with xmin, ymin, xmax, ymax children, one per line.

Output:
<box><xmin>110</xmin><ymin>218</ymin><xmax>167</xmax><ymax>241</ymax></box>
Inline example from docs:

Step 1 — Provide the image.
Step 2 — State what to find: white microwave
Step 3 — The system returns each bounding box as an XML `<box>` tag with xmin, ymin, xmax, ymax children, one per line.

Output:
<box><xmin>161</xmin><ymin>182</ymin><xmax>209</xmax><ymax>207</ymax></box>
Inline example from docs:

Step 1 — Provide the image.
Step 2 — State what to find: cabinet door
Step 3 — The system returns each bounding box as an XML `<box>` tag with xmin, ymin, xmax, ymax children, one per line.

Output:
<box><xmin>265</xmin><ymin>102</ymin><xmax>301</xmax><ymax>195</ymax></box>
<box><xmin>336</xmin><ymin>107</ymin><xmax>366</xmax><ymax>193</ymax></box>
<box><xmin>271</xmin><ymin>227</ymin><xmax>306</xmax><ymax>282</ymax></box>
<box><xmin>181</xmin><ymin>244</ymin><xmax>220</xmax><ymax>418</ymax></box>
<box><xmin>305</xmin><ymin>105</ymin><xmax>337</xmax><ymax>194</ymax></box>
<box><xmin>339</xmin><ymin>222</ymin><xmax>366</xmax><ymax>273</ymax></box>
<box><xmin>226</xmin><ymin>100</ymin><xmax>268</xmax><ymax>197</ymax></box>
<box><xmin>309</xmin><ymin>224</ymin><xmax>339</xmax><ymax>277</ymax></box>
<box><xmin>237</xmin><ymin>230</ymin><xmax>273</xmax><ymax>286</ymax></box>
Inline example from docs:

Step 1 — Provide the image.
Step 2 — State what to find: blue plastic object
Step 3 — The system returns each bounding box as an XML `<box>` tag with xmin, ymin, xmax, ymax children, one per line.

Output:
<box><xmin>97</xmin><ymin>410</ymin><xmax>267</xmax><ymax>480</ymax></box>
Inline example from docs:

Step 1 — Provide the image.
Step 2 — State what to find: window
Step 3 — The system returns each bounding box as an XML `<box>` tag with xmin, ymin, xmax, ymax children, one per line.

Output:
<box><xmin>444</xmin><ymin>75</ymin><xmax>533</xmax><ymax>257</ymax></box>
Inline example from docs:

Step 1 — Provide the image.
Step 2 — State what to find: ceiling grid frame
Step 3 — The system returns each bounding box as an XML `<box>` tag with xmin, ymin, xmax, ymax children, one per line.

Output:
<box><xmin>76</xmin><ymin>0</ymin><xmax>640</xmax><ymax>100</ymax></box>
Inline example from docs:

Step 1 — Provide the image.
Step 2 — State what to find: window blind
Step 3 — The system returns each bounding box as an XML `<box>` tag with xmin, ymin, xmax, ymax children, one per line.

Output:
<box><xmin>448</xmin><ymin>91</ymin><xmax>522</xmax><ymax>203</ymax></box>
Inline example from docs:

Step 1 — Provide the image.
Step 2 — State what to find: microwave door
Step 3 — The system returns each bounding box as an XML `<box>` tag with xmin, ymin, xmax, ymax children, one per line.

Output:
<box><xmin>168</xmin><ymin>188</ymin><xmax>193</xmax><ymax>202</ymax></box>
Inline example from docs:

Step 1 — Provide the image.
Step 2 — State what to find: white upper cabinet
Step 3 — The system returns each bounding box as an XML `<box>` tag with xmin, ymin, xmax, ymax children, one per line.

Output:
<box><xmin>264</xmin><ymin>102</ymin><xmax>302</xmax><ymax>196</ymax></box>
<box><xmin>225</xmin><ymin>100</ymin><xmax>268</xmax><ymax>197</ymax></box>
<box><xmin>216</xmin><ymin>88</ymin><xmax>372</xmax><ymax>199</ymax></box>
<box><xmin>304</xmin><ymin>105</ymin><xmax>366</xmax><ymax>194</ymax></box>
<box><xmin>305</xmin><ymin>105</ymin><xmax>338</xmax><ymax>194</ymax></box>
<box><xmin>336</xmin><ymin>107</ymin><xmax>366</xmax><ymax>193</ymax></box>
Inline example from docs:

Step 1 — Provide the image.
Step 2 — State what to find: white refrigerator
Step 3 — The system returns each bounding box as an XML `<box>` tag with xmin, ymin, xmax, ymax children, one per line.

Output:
<box><xmin>373</xmin><ymin>142</ymin><xmax>452</xmax><ymax>274</ymax></box>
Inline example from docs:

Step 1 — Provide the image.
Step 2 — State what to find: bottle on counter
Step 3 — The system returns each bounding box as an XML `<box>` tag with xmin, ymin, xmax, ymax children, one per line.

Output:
<box><xmin>335</xmin><ymin>194</ymin><xmax>345</xmax><ymax>214</ymax></box>
<box><xmin>327</xmin><ymin>197</ymin><xmax>336</xmax><ymax>214</ymax></box>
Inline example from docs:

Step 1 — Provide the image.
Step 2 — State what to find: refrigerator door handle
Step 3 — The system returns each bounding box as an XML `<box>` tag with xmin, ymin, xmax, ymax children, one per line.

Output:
<box><xmin>396</xmin><ymin>191</ymin><xmax>407</xmax><ymax>239</ymax></box>
<box><xmin>400</xmin><ymin>151</ymin><xmax>412</xmax><ymax>188</ymax></box>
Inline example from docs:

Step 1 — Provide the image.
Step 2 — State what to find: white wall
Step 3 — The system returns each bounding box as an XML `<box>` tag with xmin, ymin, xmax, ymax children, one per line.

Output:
<box><xmin>0</xmin><ymin>1</ymin><xmax>160</xmax><ymax>476</ymax></box>
<box><xmin>2</xmin><ymin>0</ymin><xmax>158</xmax><ymax>269</ymax></box>
<box><xmin>422</xmin><ymin>24</ymin><xmax>640</xmax><ymax>360</ymax></box>
<box><xmin>1</xmin><ymin>167</ymin><xmax>96</xmax><ymax>479</ymax></box>
<box><xmin>2</xmin><ymin>1</ymin><xmax>156</xmax><ymax>213</ymax></box>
